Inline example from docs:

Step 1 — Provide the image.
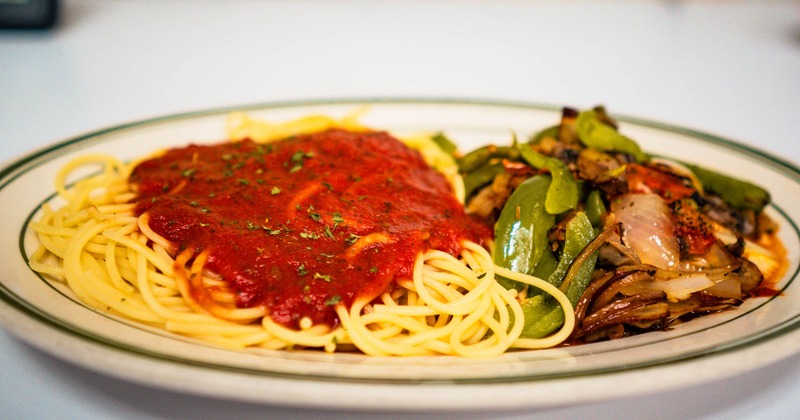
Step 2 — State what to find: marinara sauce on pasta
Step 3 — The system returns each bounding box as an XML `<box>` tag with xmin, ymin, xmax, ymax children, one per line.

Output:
<box><xmin>130</xmin><ymin>129</ymin><xmax>493</xmax><ymax>329</ymax></box>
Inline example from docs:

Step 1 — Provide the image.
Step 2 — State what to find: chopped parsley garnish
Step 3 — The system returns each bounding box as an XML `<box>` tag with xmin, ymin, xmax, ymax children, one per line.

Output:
<box><xmin>300</xmin><ymin>231</ymin><xmax>320</xmax><ymax>240</ymax></box>
<box><xmin>325</xmin><ymin>295</ymin><xmax>342</xmax><ymax>306</ymax></box>
<box><xmin>314</xmin><ymin>273</ymin><xmax>332</xmax><ymax>282</ymax></box>
<box><xmin>297</xmin><ymin>264</ymin><xmax>309</xmax><ymax>276</ymax></box>
<box><xmin>346</xmin><ymin>233</ymin><xmax>361</xmax><ymax>245</ymax></box>
<box><xmin>271</xmin><ymin>186</ymin><xmax>281</xmax><ymax>195</ymax></box>
<box><xmin>262</xmin><ymin>226</ymin><xmax>282</xmax><ymax>235</ymax></box>
<box><xmin>332</xmin><ymin>212</ymin><xmax>344</xmax><ymax>229</ymax></box>
<box><xmin>289</xmin><ymin>150</ymin><xmax>313</xmax><ymax>173</ymax></box>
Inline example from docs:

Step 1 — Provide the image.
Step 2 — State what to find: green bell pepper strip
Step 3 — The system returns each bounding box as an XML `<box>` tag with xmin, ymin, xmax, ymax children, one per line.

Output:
<box><xmin>683</xmin><ymin>163</ymin><xmax>770</xmax><ymax>212</ymax></box>
<box><xmin>462</xmin><ymin>162</ymin><xmax>505</xmax><ymax>202</ymax></box>
<box><xmin>584</xmin><ymin>189</ymin><xmax>606</xmax><ymax>229</ymax></box>
<box><xmin>563</xmin><ymin>253</ymin><xmax>599</xmax><ymax>306</ymax></box>
<box><xmin>516</xmin><ymin>145</ymin><xmax>580</xmax><ymax>215</ymax></box>
<box><xmin>493</xmin><ymin>174</ymin><xmax>555</xmax><ymax>278</ymax></box>
<box><xmin>457</xmin><ymin>144</ymin><xmax>520</xmax><ymax>172</ymax></box>
<box><xmin>558</xmin><ymin>224</ymin><xmax>619</xmax><ymax>306</ymax></box>
<box><xmin>509</xmin><ymin>214</ymin><xmax>597</xmax><ymax>338</ymax></box>
<box><xmin>546</xmin><ymin>212</ymin><xmax>596</xmax><ymax>291</ymax></box>
<box><xmin>430</xmin><ymin>132</ymin><xmax>457</xmax><ymax>157</ymax></box>
<box><xmin>576</xmin><ymin>110</ymin><xmax>647</xmax><ymax>162</ymax></box>
<box><xmin>515</xmin><ymin>294</ymin><xmax>565</xmax><ymax>339</ymax></box>
<box><xmin>531</xmin><ymin>246</ymin><xmax>558</xmax><ymax>281</ymax></box>
<box><xmin>529</xmin><ymin>124</ymin><xmax>560</xmax><ymax>145</ymax></box>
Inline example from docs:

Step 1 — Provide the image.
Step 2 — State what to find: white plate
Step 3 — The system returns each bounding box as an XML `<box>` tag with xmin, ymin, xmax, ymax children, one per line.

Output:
<box><xmin>1</xmin><ymin>99</ymin><xmax>799</xmax><ymax>410</ymax></box>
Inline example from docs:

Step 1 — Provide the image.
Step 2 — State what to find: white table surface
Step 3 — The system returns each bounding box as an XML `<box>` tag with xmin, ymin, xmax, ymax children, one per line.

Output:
<box><xmin>2</xmin><ymin>1</ymin><xmax>800</xmax><ymax>418</ymax></box>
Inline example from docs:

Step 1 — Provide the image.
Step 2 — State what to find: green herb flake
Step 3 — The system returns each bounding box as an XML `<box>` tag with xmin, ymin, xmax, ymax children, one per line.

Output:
<box><xmin>271</xmin><ymin>186</ymin><xmax>282</xmax><ymax>195</ymax></box>
<box><xmin>346</xmin><ymin>233</ymin><xmax>361</xmax><ymax>245</ymax></box>
<box><xmin>314</xmin><ymin>273</ymin><xmax>332</xmax><ymax>282</ymax></box>
<box><xmin>332</xmin><ymin>212</ymin><xmax>344</xmax><ymax>229</ymax></box>
<box><xmin>300</xmin><ymin>231</ymin><xmax>320</xmax><ymax>240</ymax></box>
<box><xmin>262</xmin><ymin>226</ymin><xmax>282</xmax><ymax>235</ymax></box>
<box><xmin>297</xmin><ymin>264</ymin><xmax>309</xmax><ymax>276</ymax></box>
<box><xmin>289</xmin><ymin>150</ymin><xmax>313</xmax><ymax>173</ymax></box>
<box><xmin>325</xmin><ymin>295</ymin><xmax>342</xmax><ymax>306</ymax></box>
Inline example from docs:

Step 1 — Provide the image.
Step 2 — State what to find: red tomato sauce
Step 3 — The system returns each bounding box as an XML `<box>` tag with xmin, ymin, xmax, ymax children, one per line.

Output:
<box><xmin>130</xmin><ymin>129</ymin><xmax>492</xmax><ymax>328</ymax></box>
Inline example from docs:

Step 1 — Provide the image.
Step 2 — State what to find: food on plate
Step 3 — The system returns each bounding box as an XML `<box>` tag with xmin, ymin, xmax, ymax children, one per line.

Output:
<box><xmin>27</xmin><ymin>111</ymin><xmax>573</xmax><ymax>357</ymax></box>
<box><xmin>462</xmin><ymin>106</ymin><xmax>784</xmax><ymax>343</ymax></box>
<box><xmin>27</xmin><ymin>106</ymin><xmax>785</xmax><ymax>356</ymax></box>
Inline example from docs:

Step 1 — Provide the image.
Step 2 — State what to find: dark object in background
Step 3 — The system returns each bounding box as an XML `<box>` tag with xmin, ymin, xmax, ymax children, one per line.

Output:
<box><xmin>0</xmin><ymin>0</ymin><xmax>58</xmax><ymax>29</ymax></box>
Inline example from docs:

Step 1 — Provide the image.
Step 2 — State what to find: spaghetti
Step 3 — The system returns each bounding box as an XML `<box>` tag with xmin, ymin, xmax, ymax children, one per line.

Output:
<box><xmin>28</xmin><ymin>113</ymin><xmax>575</xmax><ymax>357</ymax></box>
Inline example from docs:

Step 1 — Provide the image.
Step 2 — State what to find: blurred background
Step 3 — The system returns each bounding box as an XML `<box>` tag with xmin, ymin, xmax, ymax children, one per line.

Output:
<box><xmin>2</xmin><ymin>1</ymin><xmax>800</xmax><ymax>419</ymax></box>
